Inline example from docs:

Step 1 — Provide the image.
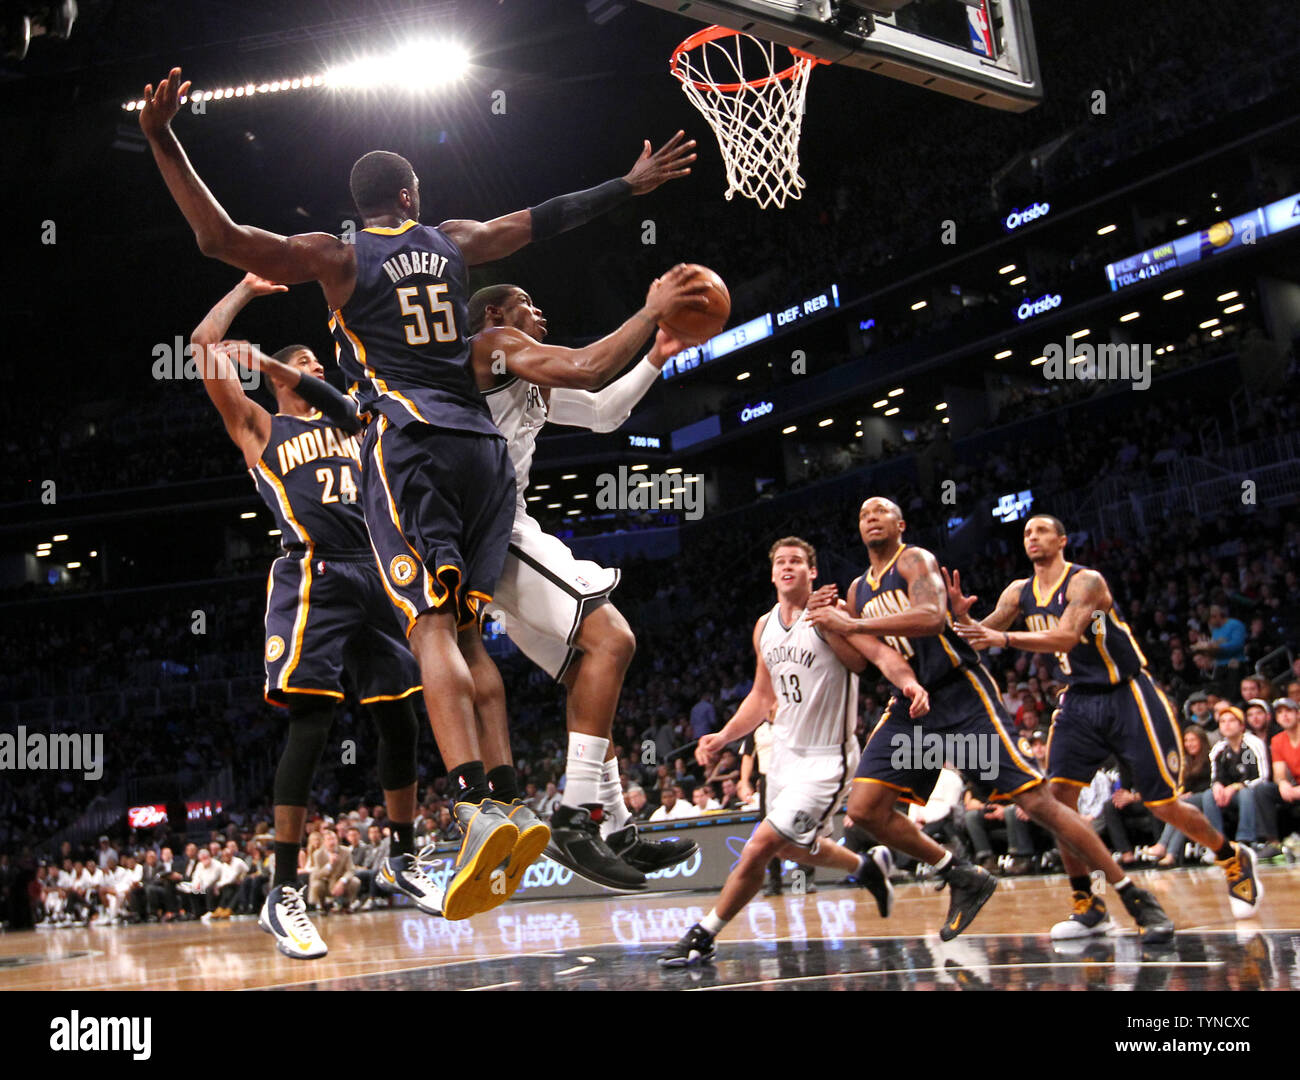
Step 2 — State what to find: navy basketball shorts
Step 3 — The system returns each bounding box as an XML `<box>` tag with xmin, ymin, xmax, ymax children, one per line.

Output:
<box><xmin>854</xmin><ymin>663</ymin><xmax>1043</xmax><ymax>805</ymax></box>
<box><xmin>264</xmin><ymin>552</ymin><xmax>421</xmax><ymax>707</ymax></box>
<box><xmin>361</xmin><ymin>416</ymin><xmax>516</xmax><ymax>634</ymax></box>
<box><xmin>1047</xmin><ymin>671</ymin><xmax>1183</xmax><ymax>806</ymax></box>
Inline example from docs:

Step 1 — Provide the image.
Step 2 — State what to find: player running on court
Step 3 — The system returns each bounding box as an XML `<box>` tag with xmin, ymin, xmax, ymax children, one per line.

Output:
<box><xmin>466</xmin><ymin>281</ymin><xmax>706</xmax><ymax>890</ymax></box>
<box><xmin>139</xmin><ymin>66</ymin><xmax>695</xmax><ymax>919</ymax></box>
<box><xmin>189</xmin><ymin>274</ymin><xmax>441</xmax><ymax>959</ymax></box>
<box><xmin>949</xmin><ymin>513</ymin><xmax>1262</xmax><ymax>935</ymax></box>
<box><xmin>657</xmin><ymin>537</ymin><xmax>910</xmax><ymax>967</ymax></box>
<box><xmin>807</xmin><ymin>497</ymin><xmax>1175</xmax><ymax>943</ymax></box>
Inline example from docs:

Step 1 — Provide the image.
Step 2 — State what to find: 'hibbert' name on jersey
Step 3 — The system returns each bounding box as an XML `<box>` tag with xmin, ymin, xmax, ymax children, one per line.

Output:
<box><xmin>379</xmin><ymin>250</ymin><xmax>450</xmax><ymax>284</ymax></box>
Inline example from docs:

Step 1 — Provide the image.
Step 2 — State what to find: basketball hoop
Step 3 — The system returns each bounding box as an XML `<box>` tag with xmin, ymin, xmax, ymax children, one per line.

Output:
<box><xmin>670</xmin><ymin>25</ymin><xmax>825</xmax><ymax>210</ymax></box>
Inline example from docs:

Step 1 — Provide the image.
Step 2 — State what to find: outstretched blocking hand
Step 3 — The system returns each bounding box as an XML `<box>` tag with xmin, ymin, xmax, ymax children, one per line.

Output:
<box><xmin>139</xmin><ymin>66</ymin><xmax>192</xmax><ymax>140</ymax></box>
<box><xmin>623</xmin><ymin>131</ymin><xmax>697</xmax><ymax>195</ymax></box>
<box><xmin>239</xmin><ymin>272</ymin><xmax>289</xmax><ymax>298</ymax></box>
<box><xmin>941</xmin><ymin>567</ymin><xmax>977</xmax><ymax>619</ymax></box>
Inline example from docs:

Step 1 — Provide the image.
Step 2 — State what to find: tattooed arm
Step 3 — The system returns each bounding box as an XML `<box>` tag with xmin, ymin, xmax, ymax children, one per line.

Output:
<box><xmin>957</xmin><ymin>569</ymin><xmax>1109</xmax><ymax>653</ymax></box>
<box><xmin>807</xmin><ymin>547</ymin><xmax>947</xmax><ymax>638</ymax></box>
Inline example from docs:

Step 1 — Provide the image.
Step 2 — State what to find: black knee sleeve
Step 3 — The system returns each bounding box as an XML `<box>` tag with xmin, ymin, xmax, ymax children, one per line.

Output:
<box><xmin>272</xmin><ymin>697</ymin><xmax>334</xmax><ymax>808</ymax></box>
<box><xmin>368</xmin><ymin>697</ymin><xmax>419</xmax><ymax>791</ymax></box>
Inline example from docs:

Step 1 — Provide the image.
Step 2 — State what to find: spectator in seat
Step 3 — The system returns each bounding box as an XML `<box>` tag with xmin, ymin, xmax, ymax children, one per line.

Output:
<box><xmin>308</xmin><ymin>829</ymin><xmax>360</xmax><ymax>913</ymax></box>
<box><xmin>625</xmin><ymin>785</ymin><xmax>653</xmax><ymax>823</ymax></box>
<box><xmin>706</xmin><ymin>748</ymin><xmax>741</xmax><ymax>786</ymax></box>
<box><xmin>649</xmin><ymin>784</ymin><xmax>693</xmax><ymax>821</ymax></box>
<box><xmin>690</xmin><ymin>690</ymin><xmax>718</xmax><ymax>741</ymax></box>
<box><xmin>1202</xmin><ymin>706</ymin><xmax>1267</xmax><ymax>847</ymax></box>
<box><xmin>356</xmin><ymin>823</ymin><xmax>389</xmax><ymax>907</ymax></box>
<box><xmin>1145</xmin><ymin>724</ymin><xmax>1214</xmax><ymax>866</ymax></box>
<box><xmin>1192</xmin><ymin>605</ymin><xmax>1246</xmax><ymax>678</ymax></box>
<box><xmin>1245</xmin><ymin>698</ymin><xmax>1279</xmax><ymax>746</ymax></box>
<box><xmin>690</xmin><ymin>783</ymin><xmax>721</xmax><ymax>815</ymax></box>
<box><xmin>719</xmin><ymin>777</ymin><xmax>744</xmax><ymax>810</ymax></box>
<box><xmin>209</xmin><ymin>847</ymin><xmax>247</xmax><ymax>919</ymax></box>
<box><xmin>188</xmin><ymin>848</ymin><xmax>222</xmax><ymax>920</ymax></box>
<box><xmin>1255</xmin><ymin>698</ymin><xmax>1300</xmax><ymax>859</ymax></box>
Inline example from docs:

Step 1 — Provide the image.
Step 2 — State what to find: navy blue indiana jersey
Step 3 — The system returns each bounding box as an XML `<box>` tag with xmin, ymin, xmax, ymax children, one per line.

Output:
<box><xmin>250</xmin><ymin>412</ymin><xmax>370</xmax><ymax>555</ymax></box>
<box><xmin>852</xmin><ymin>544</ymin><xmax>979</xmax><ymax>692</ymax></box>
<box><xmin>329</xmin><ymin>220</ymin><xmax>497</xmax><ymax>437</ymax></box>
<box><xmin>1017</xmin><ymin>563</ymin><xmax>1148</xmax><ymax>688</ymax></box>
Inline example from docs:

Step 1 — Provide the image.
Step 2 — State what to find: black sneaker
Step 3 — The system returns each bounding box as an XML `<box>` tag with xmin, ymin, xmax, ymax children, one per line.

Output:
<box><xmin>937</xmin><ymin>861</ymin><xmax>997</xmax><ymax>941</ymax></box>
<box><xmin>657</xmin><ymin>924</ymin><xmax>716</xmax><ymax>967</ymax></box>
<box><xmin>1117</xmin><ymin>884</ymin><xmax>1175</xmax><ymax>944</ymax></box>
<box><xmin>606</xmin><ymin>824</ymin><xmax>699</xmax><ymax>874</ymax></box>
<box><xmin>853</xmin><ymin>845</ymin><xmax>895</xmax><ymax>918</ymax></box>
<box><xmin>545</xmin><ymin>804</ymin><xmax>646</xmax><ymax>891</ymax></box>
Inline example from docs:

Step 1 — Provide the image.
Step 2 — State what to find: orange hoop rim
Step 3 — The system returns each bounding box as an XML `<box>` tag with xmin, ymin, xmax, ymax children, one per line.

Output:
<box><xmin>669</xmin><ymin>24</ymin><xmax>825</xmax><ymax>94</ymax></box>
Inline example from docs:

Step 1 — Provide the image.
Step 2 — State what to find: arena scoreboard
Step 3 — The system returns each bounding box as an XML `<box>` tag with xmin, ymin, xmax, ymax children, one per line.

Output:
<box><xmin>1105</xmin><ymin>191</ymin><xmax>1300</xmax><ymax>291</ymax></box>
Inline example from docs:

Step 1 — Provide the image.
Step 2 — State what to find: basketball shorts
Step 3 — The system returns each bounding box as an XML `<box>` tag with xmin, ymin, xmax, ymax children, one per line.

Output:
<box><xmin>264</xmin><ymin>552</ymin><xmax>421</xmax><ymax>707</ymax></box>
<box><xmin>361</xmin><ymin>416</ymin><xmax>516</xmax><ymax>633</ymax></box>
<box><xmin>1047</xmin><ymin>671</ymin><xmax>1183</xmax><ymax>805</ymax></box>
<box><xmin>765</xmin><ymin>737</ymin><xmax>859</xmax><ymax>850</ymax></box>
<box><xmin>854</xmin><ymin>664</ymin><xmax>1043</xmax><ymax>804</ymax></box>
<box><xmin>487</xmin><ymin>513</ymin><xmax>621</xmax><ymax>681</ymax></box>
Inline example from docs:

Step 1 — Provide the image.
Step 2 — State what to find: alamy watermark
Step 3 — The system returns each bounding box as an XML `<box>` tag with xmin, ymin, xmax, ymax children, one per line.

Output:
<box><xmin>151</xmin><ymin>337</ymin><xmax>262</xmax><ymax>390</ymax></box>
<box><xmin>1040</xmin><ymin>337</ymin><xmax>1151</xmax><ymax>390</ymax></box>
<box><xmin>0</xmin><ymin>727</ymin><xmax>104</xmax><ymax>780</ymax></box>
<box><xmin>889</xmin><ymin>725</ymin><xmax>1000</xmax><ymax>781</ymax></box>
<box><xmin>595</xmin><ymin>467</ymin><xmax>703</xmax><ymax>520</ymax></box>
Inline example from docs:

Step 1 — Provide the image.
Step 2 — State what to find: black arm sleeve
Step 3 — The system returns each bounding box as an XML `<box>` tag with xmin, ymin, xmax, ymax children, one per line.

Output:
<box><xmin>529</xmin><ymin>178</ymin><xmax>632</xmax><ymax>242</ymax></box>
<box><xmin>293</xmin><ymin>373</ymin><xmax>363</xmax><ymax>434</ymax></box>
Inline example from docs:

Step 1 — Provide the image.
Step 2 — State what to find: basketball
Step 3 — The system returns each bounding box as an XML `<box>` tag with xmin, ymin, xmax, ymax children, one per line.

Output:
<box><xmin>659</xmin><ymin>263</ymin><xmax>730</xmax><ymax>345</ymax></box>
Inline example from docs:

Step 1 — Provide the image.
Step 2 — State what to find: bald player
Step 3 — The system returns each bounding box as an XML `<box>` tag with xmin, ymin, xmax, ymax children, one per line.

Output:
<box><xmin>950</xmin><ymin>513</ymin><xmax>1262</xmax><ymax>935</ymax></box>
<box><xmin>807</xmin><ymin>497</ymin><xmax>1175</xmax><ymax>943</ymax></box>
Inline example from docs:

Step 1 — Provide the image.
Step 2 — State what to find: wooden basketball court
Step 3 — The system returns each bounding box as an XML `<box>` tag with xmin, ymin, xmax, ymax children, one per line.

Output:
<box><xmin>3</xmin><ymin>865</ymin><xmax>1295</xmax><ymax>991</ymax></box>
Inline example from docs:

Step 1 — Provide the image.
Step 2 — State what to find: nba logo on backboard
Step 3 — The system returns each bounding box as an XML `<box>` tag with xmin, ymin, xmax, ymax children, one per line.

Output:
<box><xmin>967</xmin><ymin>3</ymin><xmax>994</xmax><ymax>59</ymax></box>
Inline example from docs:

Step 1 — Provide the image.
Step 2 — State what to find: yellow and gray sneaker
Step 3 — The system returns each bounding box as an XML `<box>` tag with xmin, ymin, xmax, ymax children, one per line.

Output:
<box><xmin>442</xmin><ymin>800</ymin><xmax>519</xmax><ymax>921</ymax></box>
<box><xmin>494</xmin><ymin>799</ymin><xmax>552</xmax><ymax>903</ymax></box>
<box><xmin>258</xmin><ymin>884</ymin><xmax>327</xmax><ymax>960</ymax></box>
<box><xmin>1217</xmin><ymin>842</ymin><xmax>1263</xmax><ymax>919</ymax></box>
<box><xmin>1050</xmin><ymin>890</ymin><xmax>1115</xmax><ymax>940</ymax></box>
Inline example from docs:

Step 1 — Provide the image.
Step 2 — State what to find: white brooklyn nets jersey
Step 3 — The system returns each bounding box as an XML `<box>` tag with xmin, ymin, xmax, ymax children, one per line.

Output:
<box><xmin>484</xmin><ymin>375</ymin><xmax>547</xmax><ymax>516</ymax></box>
<box><xmin>759</xmin><ymin>604</ymin><xmax>858</xmax><ymax>752</ymax></box>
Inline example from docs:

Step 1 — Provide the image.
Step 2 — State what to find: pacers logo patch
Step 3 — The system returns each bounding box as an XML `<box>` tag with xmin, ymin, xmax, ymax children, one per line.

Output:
<box><xmin>266</xmin><ymin>635</ymin><xmax>285</xmax><ymax>662</ymax></box>
<box><xmin>1166</xmin><ymin>749</ymin><xmax>1181</xmax><ymax>775</ymax></box>
<box><xmin>389</xmin><ymin>555</ymin><xmax>418</xmax><ymax>586</ymax></box>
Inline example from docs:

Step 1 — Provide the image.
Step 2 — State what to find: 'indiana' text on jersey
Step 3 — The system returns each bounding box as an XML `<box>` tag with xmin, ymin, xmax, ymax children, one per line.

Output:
<box><xmin>1018</xmin><ymin>563</ymin><xmax>1146</xmax><ymax>687</ymax></box>
<box><xmin>329</xmin><ymin>220</ymin><xmax>497</xmax><ymax>438</ymax></box>
<box><xmin>250</xmin><ymin>413</ymin><xmax>370</xmax><ymax>555</ymax></box>
<box><xmin>854</xmin><ymin>545</ymin><xmax>979</xmax><ymax>690</ymax></box>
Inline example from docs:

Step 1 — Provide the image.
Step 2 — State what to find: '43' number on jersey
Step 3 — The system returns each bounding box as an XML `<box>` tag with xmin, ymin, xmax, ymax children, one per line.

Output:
<box><xmin>776</xmin><ymin>673</ymin><xmax>802</xmax><ymax>704</ymax></box>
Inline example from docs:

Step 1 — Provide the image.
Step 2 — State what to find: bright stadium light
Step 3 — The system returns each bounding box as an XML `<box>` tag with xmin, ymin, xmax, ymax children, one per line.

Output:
<box><xmin>666</xmin><ymin>467</ymin><xmax>683</xmax><ymax>474</ymax></box>
<box><xmin>534</xmin><ymin>483</ymin><xmax>551</xmax><ymax>490</ymax></box>
<box><xmin>1096</xmin><ymin>224</ymin><xmax>1117</xmax><ymax>235</ymax></box>
<box><xmin>994</xmin><ymin>349</ymin><xmax>1012</xmax><ymax>359</ymax></box>
<box><xmin>883</xmin><ymin>407</ymin><xmax>899</xmax><ymax>417</ymax></box>
<box><xmin>1223</xmin><ymin>303</ymin><xmax>1245</xmax><ymax>314</ymax></box>
<box><xmin>782</xmin><ymin>425</ymin><xmax>797</xmax><ymax>435</ymax></box>
<box><xmin>998</xmin><ymin>264</ymin><xmax>1016</xmax><ymax>275</ymax></box>
<box><xmin>1217</xmin><ymin>291</ymin><xmax>1239</xmax><ymax>302</ymax></box>
<box><xmin>818</xmin><ymin>418</ymin><xmax>833</xmax><ymax>427</ymax></box>
<box><xmin>546</xmin><ymin>503</ymin><xmax>561</xmax><ymax>509</ymax></box>
<box><xmin>1199</xmin><ymin>318</ymin><xmax>1220</xmax><ymax>329</ymax></box>
<box><xmin>872</xmin><ymin>399</ymin><xmax>888</xmax><ymax>408</ymax></box>
<box><xmin>1120</xmin><ymin>311</ymin><xmax>1140</xmax><ymax>322</ymax></box>
<box><xmin>1008</xmin><ymin>275</ymin><xmax>1027</xmax><ymax>286</ymax></box>
<box><xmin>630</xmin><ymin>465</ymin><xmax>648</xmax><ymax>472</ymax></box>
<box><xmin>910</xmin><ymin>300</ymin><xmax>926</xmax><ymax>311</ymax></box>
<box><xmin>326</xmin><ymin>39</ymin><xmax>469</xmax><ymax>90</ymax></box>
<box><xmin>1162</xmin><ymin>289</ymin><xmax>1184</xmax><ymax>300</ymax></box>
<box><xmin>888</xmin><ymin>387</ymin><xmax>904</xmax><ymax>396</ymax></box>
<box><xmin>935</xmin><ymin>403</ymin><xmax>948</xmax><ymax>411</ymax></box>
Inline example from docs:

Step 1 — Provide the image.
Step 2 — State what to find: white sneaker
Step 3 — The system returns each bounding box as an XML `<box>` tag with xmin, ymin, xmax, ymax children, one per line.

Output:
<box><xmin>1049</xmin><ymin>892</ymin><xmax>1115</xmax><ymax>940</ymax></box>
<box><xmin>258</xmin><ymin>885</ymin><xmax>327</xmax><ymax>959</ymax></box>
<box><xmin>375</xmin><ymin>852</ymin><xmax>446</xmax><ymax>917</ymax></box>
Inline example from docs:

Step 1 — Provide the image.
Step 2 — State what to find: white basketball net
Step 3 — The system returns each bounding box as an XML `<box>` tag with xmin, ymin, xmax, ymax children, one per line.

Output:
<box><xmin>672</xmin><ymin>29</ymin><xmax>818</xmax><ymax>211</ymax></box>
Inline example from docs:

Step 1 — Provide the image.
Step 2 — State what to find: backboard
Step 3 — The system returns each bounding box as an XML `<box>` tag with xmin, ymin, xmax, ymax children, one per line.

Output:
<box><xmin>637</xmin><ymin>0</ymin><xmax>1041</xmax><ymax>111</ymax></box>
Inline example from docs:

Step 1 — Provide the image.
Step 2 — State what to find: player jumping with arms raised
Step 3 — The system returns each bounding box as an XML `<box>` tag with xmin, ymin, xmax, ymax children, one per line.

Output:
<box><xmin>950</xmin><ymin>513</ymin><xmax>1261</xmax><ymax>936</ymax></box>
<box><xmin>189</xmin><ymin>274</ymin><xmax>439</xmax><ymax>958</ymax></box>
<box><xmin>139</xmin><ymin>67</ymin><xmax>695</xmax><ymax>919</ymax></box>
<box><xmin>657</xmin><ymin>537</ymin><xmax>909</xmax><ymax>967</ymax></box>
<box><xmin>807</xmin><ymin>498</ymin><xmax>1175</xmax><ymax>943</ymax></box>
<box><xmin>466</xmin><ymin>281</ymin><xmax>706</xmax><ymax>889</ymax></box>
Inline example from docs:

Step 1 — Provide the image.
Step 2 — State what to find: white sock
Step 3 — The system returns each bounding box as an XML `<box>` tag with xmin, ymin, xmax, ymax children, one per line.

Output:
<box><xmin>932</xmin><ymin>851</ymin><xmax>953</xmax><ymax>873</ymax></box>
<box><xmin>560</xmin><ymin>732</ymin><xmax>609</xmax><ymax>810</ymax></box>
<box><xmin>701</xmin><ymin>909</ymin><xmax>729</xmax><ymax>936</ymax></box>
<box><xmin>598</xmin><ymin>758</ymin><xmax>631</xmax><ymax>837</ymax></box>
